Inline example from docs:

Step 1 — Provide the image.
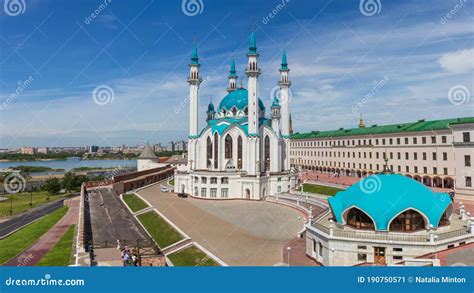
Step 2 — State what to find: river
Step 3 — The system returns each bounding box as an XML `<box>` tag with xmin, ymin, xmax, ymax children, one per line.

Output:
<box><xmin>0</xmin><ymin>158</ymin><xmax>137</xmax><ymax>172</ymax></box>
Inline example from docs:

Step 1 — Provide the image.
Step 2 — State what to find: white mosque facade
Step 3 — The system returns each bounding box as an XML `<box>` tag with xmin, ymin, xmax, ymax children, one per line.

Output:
<box><xmin>174</xmin><ymin>32</ymin><xmax>297</xmax><ymax>200</ymax></box>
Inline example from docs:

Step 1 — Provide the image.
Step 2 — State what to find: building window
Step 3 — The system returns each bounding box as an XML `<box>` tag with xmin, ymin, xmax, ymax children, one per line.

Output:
<box><xmin>210</xmin><ymin>177</ymin><xmax>217</xmax><ymax>184</ymax></box>
<box><xmin>382</xmin><ymin>139</ymin><xmax>386</xmax><ymax>145</ymax></box>
<box><xmin>225</xmin><ymin>134</ymin><xmax>233</xmax><ymax>159</ymax></box>
<box><xmin>433</xmin><ymin>167</ymin><xmax>437</xmax><ymax>174</ymax></box>
<box><xmin>210</xmin><ymin>188</ymin><xmax>217</xmax><ymax>198</ymax></box>
<box><xmin>422</xmin><ymin>152</ymin><xmax>427</xmax><ymax>160</ymax></box>
<box><xmin>431</xmin><ymin>136</ymin><xmax>436</xmax><ymax>144</ymax></box>
<box><xmin>221</xmin><ymin>188</ymin><xmax>228</xmax><ymax>198</ymax></box>
<box><xmin>397</xmin><ymin>152</ymin><xmax>401</xmax><ymax>160</ymax></box>
<box><xmin>358</xmin><ymin>253</ymin><xmax>367</xmax><ymax>262</ymax></box>
<box><xmin>443</xmin><ymin>167</ymin><xmax>448</xmax><ymax>175</ymax></box>
<box><xmin>405</xmin><ymin>152</ymin><xmax>409</xmax><ymax>160</ymax></box>
<box><xmin>405</xmin><ymin>166</ymin><xmax>409</xmax><ymax>172</ymax></box>
<box><xmin>237</xmin><ymin>136</ymin><xmax>243</xmax><ymax>169</ymax></box>
<box><xmin>422</xmin><ymin>137</ymin><xmax>426</xmax><ymax>144</ymax></box>
<box><xmin>201</xmin><ymin>188</ymin><xmax>207</xmax><ymax>197</ymax></box>
<box><xmin>264</xmin><ymin>136</ymin><xmax>271</xmax><ymax>171</ymax></box>
<box><xmin>201</xmin><ymin>177</ymin><xmax>207</xmax><ymax>183</ymax></box>
<box><xmin>442</xmin><ymin>136</ymin><xmax>447</xmax><ymax>143</ymax></box>
<box><xmin>414</xmin><ymin>153</ymin><xmax>418</xmax><ymax>160</ymax></box>
<box><xmin>277</xmin><ymin>186</ymin><xmax>281</xmax><ymax>192</ymax></box>
<box><xmin>414</xmin><ymin>166</ymin><xmax>418</xmax><ymax>173</ymax></box>
<box><xmin>357</xmin><ymin>245</ymin><xmax>367</xmax><ymax>250</ymax></box>
<box><xmin>389</xmin><ymin>209</ymin><xmax>426</xmax><ymax>232</ymax></box>
<box><xmin>432</xmin><ymin>152</ymin><xmax>437</xmax><ymax>160</ymax></box>
<box><xmin>463</xmin><ymin>132</ymin><xmax>470</xmax><ymax>142</ymax></box>
<box><xmin>319</xmin><ymin>242</ymin><xmax>323</xmax><ymax>257</ymax></box>
<box><xmin>465</xmin><ymin>155</ymin><xmax>471</xmax><ymax>167</ymax></box>
<box><xmin>405</xmin><ymin>137</ymin><xmax>409</xmax><ymax>144</ymax></box>
<box><xmin>398</xmin><ymin>166</ymin><xmax>401</xmax><ymax>172</ymax></box>
<box><xmin>206</xmin><ymin>136</ymin><xmax>212</xmax><ymax>168</ymax></box>
<box><xmin>443</xmin><ymin>152</ymin><xmax>447</xmax><ymax>161</ymax></box>
<box><xmin>423</xmin><ymin>166</ymin><xmax>427</xmax><ymax>174</ymax></box>
<box><xmin>393</xmin><ymin>248</ymin><xmax>403</xmax><ymax>252</ymax></box>
<box><xmin>194</xmin><ymin>177</ymin><xmax>199</xmax><ymax>183</ymax></box>
<box><xmin>413</xmin><ymin>137</ymin><xmax>417</xmax><ymax>144</ymax></box>
<box><xmin>397</xmin><ymin>138</ymin><xmax>400</xmax><ymax>145</ymax></box>
<box><xmin>221</xmin><ymin>177</ymin><xmax>229</xmax><ymax>184</ymax></box>
<box><xmin>393</xmin><ymin>255</ymin><xmax>403</xmax><ymax>260</ymax></box>
<box><xmin>466</xmin><ymin>176</ymin><xmax>472</xmax><ymax>187</ymax></box>
<box><xmin>214</xmin><ymin>132</ymin><xmax>219</xmax><ymax>169</ymax></box>
<box><xmin>346</xmin><ymin>208</ymin><xmax>375</xmax><ymax>230</ymax></box>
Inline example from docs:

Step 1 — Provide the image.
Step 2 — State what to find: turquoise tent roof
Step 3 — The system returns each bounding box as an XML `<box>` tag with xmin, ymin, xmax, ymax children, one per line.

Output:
<box><xmin>218</xmin><ymin>88</ymin><xmax>264</xmax><ymax>112</ymax></box>
<box><xmin>207</xmin><ymin>101</ymin><xmax>215</xmax><ymax>112</ymax></box>
<box><xmin>248</xmin><ymin>31</ymin><xmax>257</xmax><ymax>54</ymax></box>
<box><xmin>328</xmin><ymin>174</ymin><xmax>452</xmax><ymax>231</ymax></box>
<box><xmin>203</xmin><ymin>117</ymin><xmax>270</xmax><ymax>137</ymax></box>
<box><xmin>272</xmin><ymin>97</ymin><xmax>280</xmax><ymax>107</ymax></box>
<box><xmin>191</xmin><ymin>43</ymin><xmax>199</xmax><ymax>64</ymax></box>
<box><xmin>280</xmin><ymin>50</ymin><xmax>288</xmax><ymax>70</ymax></box>
<box><xmin>229</xmin><ymin>59</ymin><xmax>236</xmax><ymax>77</ymax></box>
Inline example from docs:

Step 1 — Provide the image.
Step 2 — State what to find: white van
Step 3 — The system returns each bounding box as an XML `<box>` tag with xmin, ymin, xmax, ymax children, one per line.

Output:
<box><xmin>160</xmin><ymin>186</ymin><xmax>169</xmax><ymax>192</ymax></box>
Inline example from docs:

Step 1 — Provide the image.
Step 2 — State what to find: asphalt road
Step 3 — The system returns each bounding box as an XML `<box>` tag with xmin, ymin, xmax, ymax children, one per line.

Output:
<box><xmin>0</xmin><ymin>197</ymin><xmax>69</xmax><ymax>238</ymax></box>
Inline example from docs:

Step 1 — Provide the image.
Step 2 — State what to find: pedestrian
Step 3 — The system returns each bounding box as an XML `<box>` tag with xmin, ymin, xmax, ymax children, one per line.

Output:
<box><xmin>132</xmin><ymin>253</ymin><xmax>138</xmax><ymax>266</ymax></box>
<box><xmin>122</xmin><ymin>250</ymin><xmax>130</xmax><ymax>266</ymax></box>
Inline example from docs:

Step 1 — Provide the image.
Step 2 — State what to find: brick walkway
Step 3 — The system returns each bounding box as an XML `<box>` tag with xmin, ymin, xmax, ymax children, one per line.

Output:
<box><xmin>4</xmin><ymin>197</ymin><xmax>79</xmax><ymax>266</ymax></box>
<box><xmin>282</xmin><ymin>234</ymin><xmax>320</xmax><ymax>266</ymax></box>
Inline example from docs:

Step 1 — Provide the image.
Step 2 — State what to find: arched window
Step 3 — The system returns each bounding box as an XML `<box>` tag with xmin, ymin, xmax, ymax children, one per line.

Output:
<box><xmin>264</xmin><ymin>136</ymin><xmax>270</xmax><ymax>171</ymax></box>
<box><xmin>225</xmin><ymin>134</ymin><xmax>233</xmax><ymax>159</ymax></box>
<box><xmin>206</xmin><ymin>136</ymin><xmax>212</xmax><ymax>168</ymax></box>
<box><xmin>214</xmin><ymin>132</ymin><xmax>219</xmax><ymax>169</ymax></box>
<box><xmin>389</xmin><ymin>209</ymin><xmax>426</xmax><ymax>232</ymax></box>
<box><xmin>237</xmin><ymin>136</ymin><xmax>243</xmax><ymax>169</ymax></box>
<box><xmin>346</xmin><ymin>208</ymin><xmax>375</xmax><ymax>230</ymax></box>
<box><xmin>232</xmin><ymin>107</ymin><xmax>237</xmax><ymax>116</ymax></box>
<box><xmin>244</xmin><ymin>107</ymin><xmax>248</xmax><ymax>115</ymax></box>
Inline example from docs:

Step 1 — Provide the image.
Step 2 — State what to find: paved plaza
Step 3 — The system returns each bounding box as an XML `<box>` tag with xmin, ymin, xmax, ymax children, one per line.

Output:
<box><xmin>137</xmin><ymin>183</ymin><xmax>305</xmax><ymax>266</ymax></box>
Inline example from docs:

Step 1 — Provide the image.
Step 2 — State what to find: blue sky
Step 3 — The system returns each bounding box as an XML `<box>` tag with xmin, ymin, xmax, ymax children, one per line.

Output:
<box><xmin>0</xmin><ymin>0</ymin><xmax>473</xmax><ymax>147</ymax></box>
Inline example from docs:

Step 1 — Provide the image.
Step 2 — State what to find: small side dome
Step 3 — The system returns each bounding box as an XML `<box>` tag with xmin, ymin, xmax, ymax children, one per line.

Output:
<box><xmin>207</xmin><ymin>101</ymin><xmax>215</xmax><ymax>112</ymax></box>
<box><xmin>328</xmin><ymin>174</ymin><xmax>453</xmax><ymax>231</ymax></box>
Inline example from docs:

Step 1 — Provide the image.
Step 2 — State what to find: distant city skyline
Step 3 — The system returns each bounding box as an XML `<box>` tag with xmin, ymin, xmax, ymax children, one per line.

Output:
<box><xmin>1</xmin><ymin>0</ymin><xmax>472</xmax><ymax>147</ymax></box>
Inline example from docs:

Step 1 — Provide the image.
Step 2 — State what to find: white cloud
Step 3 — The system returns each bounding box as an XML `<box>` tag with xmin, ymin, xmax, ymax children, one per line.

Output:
<box><xmin>439</xmin><ymin>48</ymin><xmax>474</xmax><ymax>73</ymax></box>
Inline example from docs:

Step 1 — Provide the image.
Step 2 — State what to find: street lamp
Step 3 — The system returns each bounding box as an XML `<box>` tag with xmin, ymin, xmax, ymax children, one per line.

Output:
<box><xmin>286</xmin><ymin>246</ymin><xmax>291</xmax><ymax>266</ymax></box>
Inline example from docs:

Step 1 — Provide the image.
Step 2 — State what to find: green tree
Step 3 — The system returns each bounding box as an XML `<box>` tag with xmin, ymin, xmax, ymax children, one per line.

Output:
<box><xmin>43</xmin><ymin>178</ymin><xmax>61</xmax><ymax>195</ymax></box>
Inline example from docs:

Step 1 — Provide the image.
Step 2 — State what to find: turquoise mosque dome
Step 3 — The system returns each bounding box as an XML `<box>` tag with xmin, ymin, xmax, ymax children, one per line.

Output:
<box><xmin>218</xmin><ymin>88</ymin><xmax>265</xmax><ymax>112</ymax></box>
<box><xmin>328</xmin><ymin>174</ymin><xmax>453</xmax><ymax>231</ymax></box>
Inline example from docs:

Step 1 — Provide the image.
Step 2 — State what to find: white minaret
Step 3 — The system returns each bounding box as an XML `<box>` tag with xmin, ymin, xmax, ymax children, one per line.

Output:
<box><xmin>227</xmin><ymin>59</ymin><xmax>237</xmax><ymax>92</ymax></box>
<box><xmin>246</xmin><ymin>30</ymin><xmax>261</xmax><ymax>175</ymax></box>
<box><xmin>279</xmin><ymin>50</ymin><xmax>291</xmax><ymax>137</ymax></box>
<box><xmin>278</xmin><ymin>50</ymin><xmax>291</xmax><ymax>171</ymax></box>
<box><xmin>271</xmin><ymin>97</ymin><xmax>281</xmax><ymax>136</ymax></box>
<box><xmin>188</xmin><ymin>42</ymin><xmax>202</xmax><ymax>170</ymax></box>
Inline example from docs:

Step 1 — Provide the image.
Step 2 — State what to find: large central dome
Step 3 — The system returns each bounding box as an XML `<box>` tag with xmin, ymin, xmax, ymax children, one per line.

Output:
<box><xmin>218</xmin><ymin>88</ymin><xmax>265</xmax><ymax>112</ymax></box>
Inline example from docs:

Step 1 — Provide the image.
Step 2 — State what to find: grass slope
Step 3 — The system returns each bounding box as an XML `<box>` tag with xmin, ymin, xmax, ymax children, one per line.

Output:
<box><xmin>168</xmin><ymin>245</ymin><xmax>219</xmax><ymax>266</ymax></box>
<box><xmin>37</xmin><ymin>225</ymin><xmax>75</xmax><ymax>266</ymax></box>
<box><xmin>122</xmin><ymin>194</ymin><xmax>149</xmax><ymax>212</ymax></box>
<box><xmin>137</xmin><ymin>211</ymin><xmax>183</xmax><ymax>248</ymax></box>
<box><xmin>0</xmin><ymin>206</ymin><xmax>69</xmax><ymax>264</ymax></box>
<box><xmin>0</xmin><ymin>191</ymin><xmax>71</xmax><ymax>217</ymax></box>
<box><xmin>302</xmin><ymin>183</ymin><xmax>343</xmax><ymax>196</ymax></box>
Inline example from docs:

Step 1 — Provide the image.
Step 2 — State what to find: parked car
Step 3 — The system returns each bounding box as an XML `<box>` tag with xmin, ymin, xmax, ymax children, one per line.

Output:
<box><xmin>160</xmin><ymin>186</ymin><xmax>169</xmax><ymax>192</ymax></box>
<box><xmin>177</xmin><ymin>193</ymin><xmax>188</xmax><ymax>198</ymax></box>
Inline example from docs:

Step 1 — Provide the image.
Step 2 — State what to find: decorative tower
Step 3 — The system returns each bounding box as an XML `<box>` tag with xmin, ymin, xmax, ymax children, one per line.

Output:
<box><xmin>278</xmin><ymin>50</ymin><xmax>291</xmax><ymax>138</ymax></box>
<box><xmin>289</xmin><ymin>114</ymin><xmax>294</xmax><ymax>135</ymax></box>
<box><xmin>187</xmin><ymin>42</ymin><xmax>202</xmax><ymax>170</ymax></box>
<box><xmin>271</xmin><ymin>97</ymin><xmax>281</xmax><ymax>136</ymax></box>
<box><xmin>245</xmin><ymin>30</ymin><xmax>261</xmax><ymax>175</ymax></box>
<box><xmin>206</xmin><ymin>100</ymin><xmax>216</xmax><ymax>122</ymax></box>
<box><xmin>227</xmin><ymin>59</ymin><xmax>238</xmax><ymax>92</ymax></box>
<box><xmin>359</xmin><ymin>114</ymin><xmax>365</xmax><ymax>128</ymax></box>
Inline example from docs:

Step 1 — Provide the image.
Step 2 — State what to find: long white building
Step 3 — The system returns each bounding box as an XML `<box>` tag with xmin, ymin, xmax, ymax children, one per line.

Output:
<box><xmin>290</xmin><ymin>117</ymin><xmax>474</xmax><ymax>198</ymax></box>
<box><xmin>175</xmin><ymin>31</ymin><xmax>297</xmax><ymax>200</ymax></box>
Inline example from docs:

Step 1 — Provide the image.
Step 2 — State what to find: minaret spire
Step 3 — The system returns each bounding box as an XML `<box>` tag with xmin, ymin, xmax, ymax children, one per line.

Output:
<box><xmin>188</xmin><ymin>41</ymin><xmax>202</xmax><ymax>170</ymax></box>
<box><xmin>246</xmin><ymin>28</ymin><xmax>261</xmax><ymax>175</ymax></box>
<box><xmin>227</xmin><ymin>58</ymin><xmax>238</xmax><ymax>92</ymax></box>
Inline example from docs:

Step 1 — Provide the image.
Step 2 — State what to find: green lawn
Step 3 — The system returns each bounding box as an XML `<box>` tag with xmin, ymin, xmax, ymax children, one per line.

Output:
<box><xmin>122</xmin><ymin>193</ymin><xmax>149</xmax><ymax>212</ymax></box>
<box><xmin>302</xmin><ymin>183</ymin><xmax>343</xmax><ymax>196</ymax></box>
<box><xmin>0</xmin><ymin>191</ymin><xmax>71</xmax><ymax>217</ymax></box>
<box><xmin>137</xmin><ymin>211</ymin><xmax>183</xmax><ymax>248</ymax></box>
<box><xmin>168</xmin><ymin>245</ymin><xmax>219</xmax><ymax>266</ymax></box>
<box><xmin>37</xmin><ymin>225</ymin><xmax>75</xmax><ymax>266</ymax></box>
<box><xmin>0</xmin><ymin>206</ymin><xmax>69</xmax><ymax>264</ymax></box>
<box><xmin>169</xmin><ymin>179</ymin><xmax>174</xmax><ymax>186</ymax></box>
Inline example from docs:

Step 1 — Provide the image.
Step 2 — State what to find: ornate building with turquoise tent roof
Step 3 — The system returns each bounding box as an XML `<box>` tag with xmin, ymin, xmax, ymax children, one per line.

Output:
<box><xmin>174</xmin><ymin>31</ymin><xmax>297</xmax><ymax>199</ymax></box>
<box><xmin>306</xmin><ymin>174</ymin><xmax>474</xmax><ymax>266</ymax></box>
